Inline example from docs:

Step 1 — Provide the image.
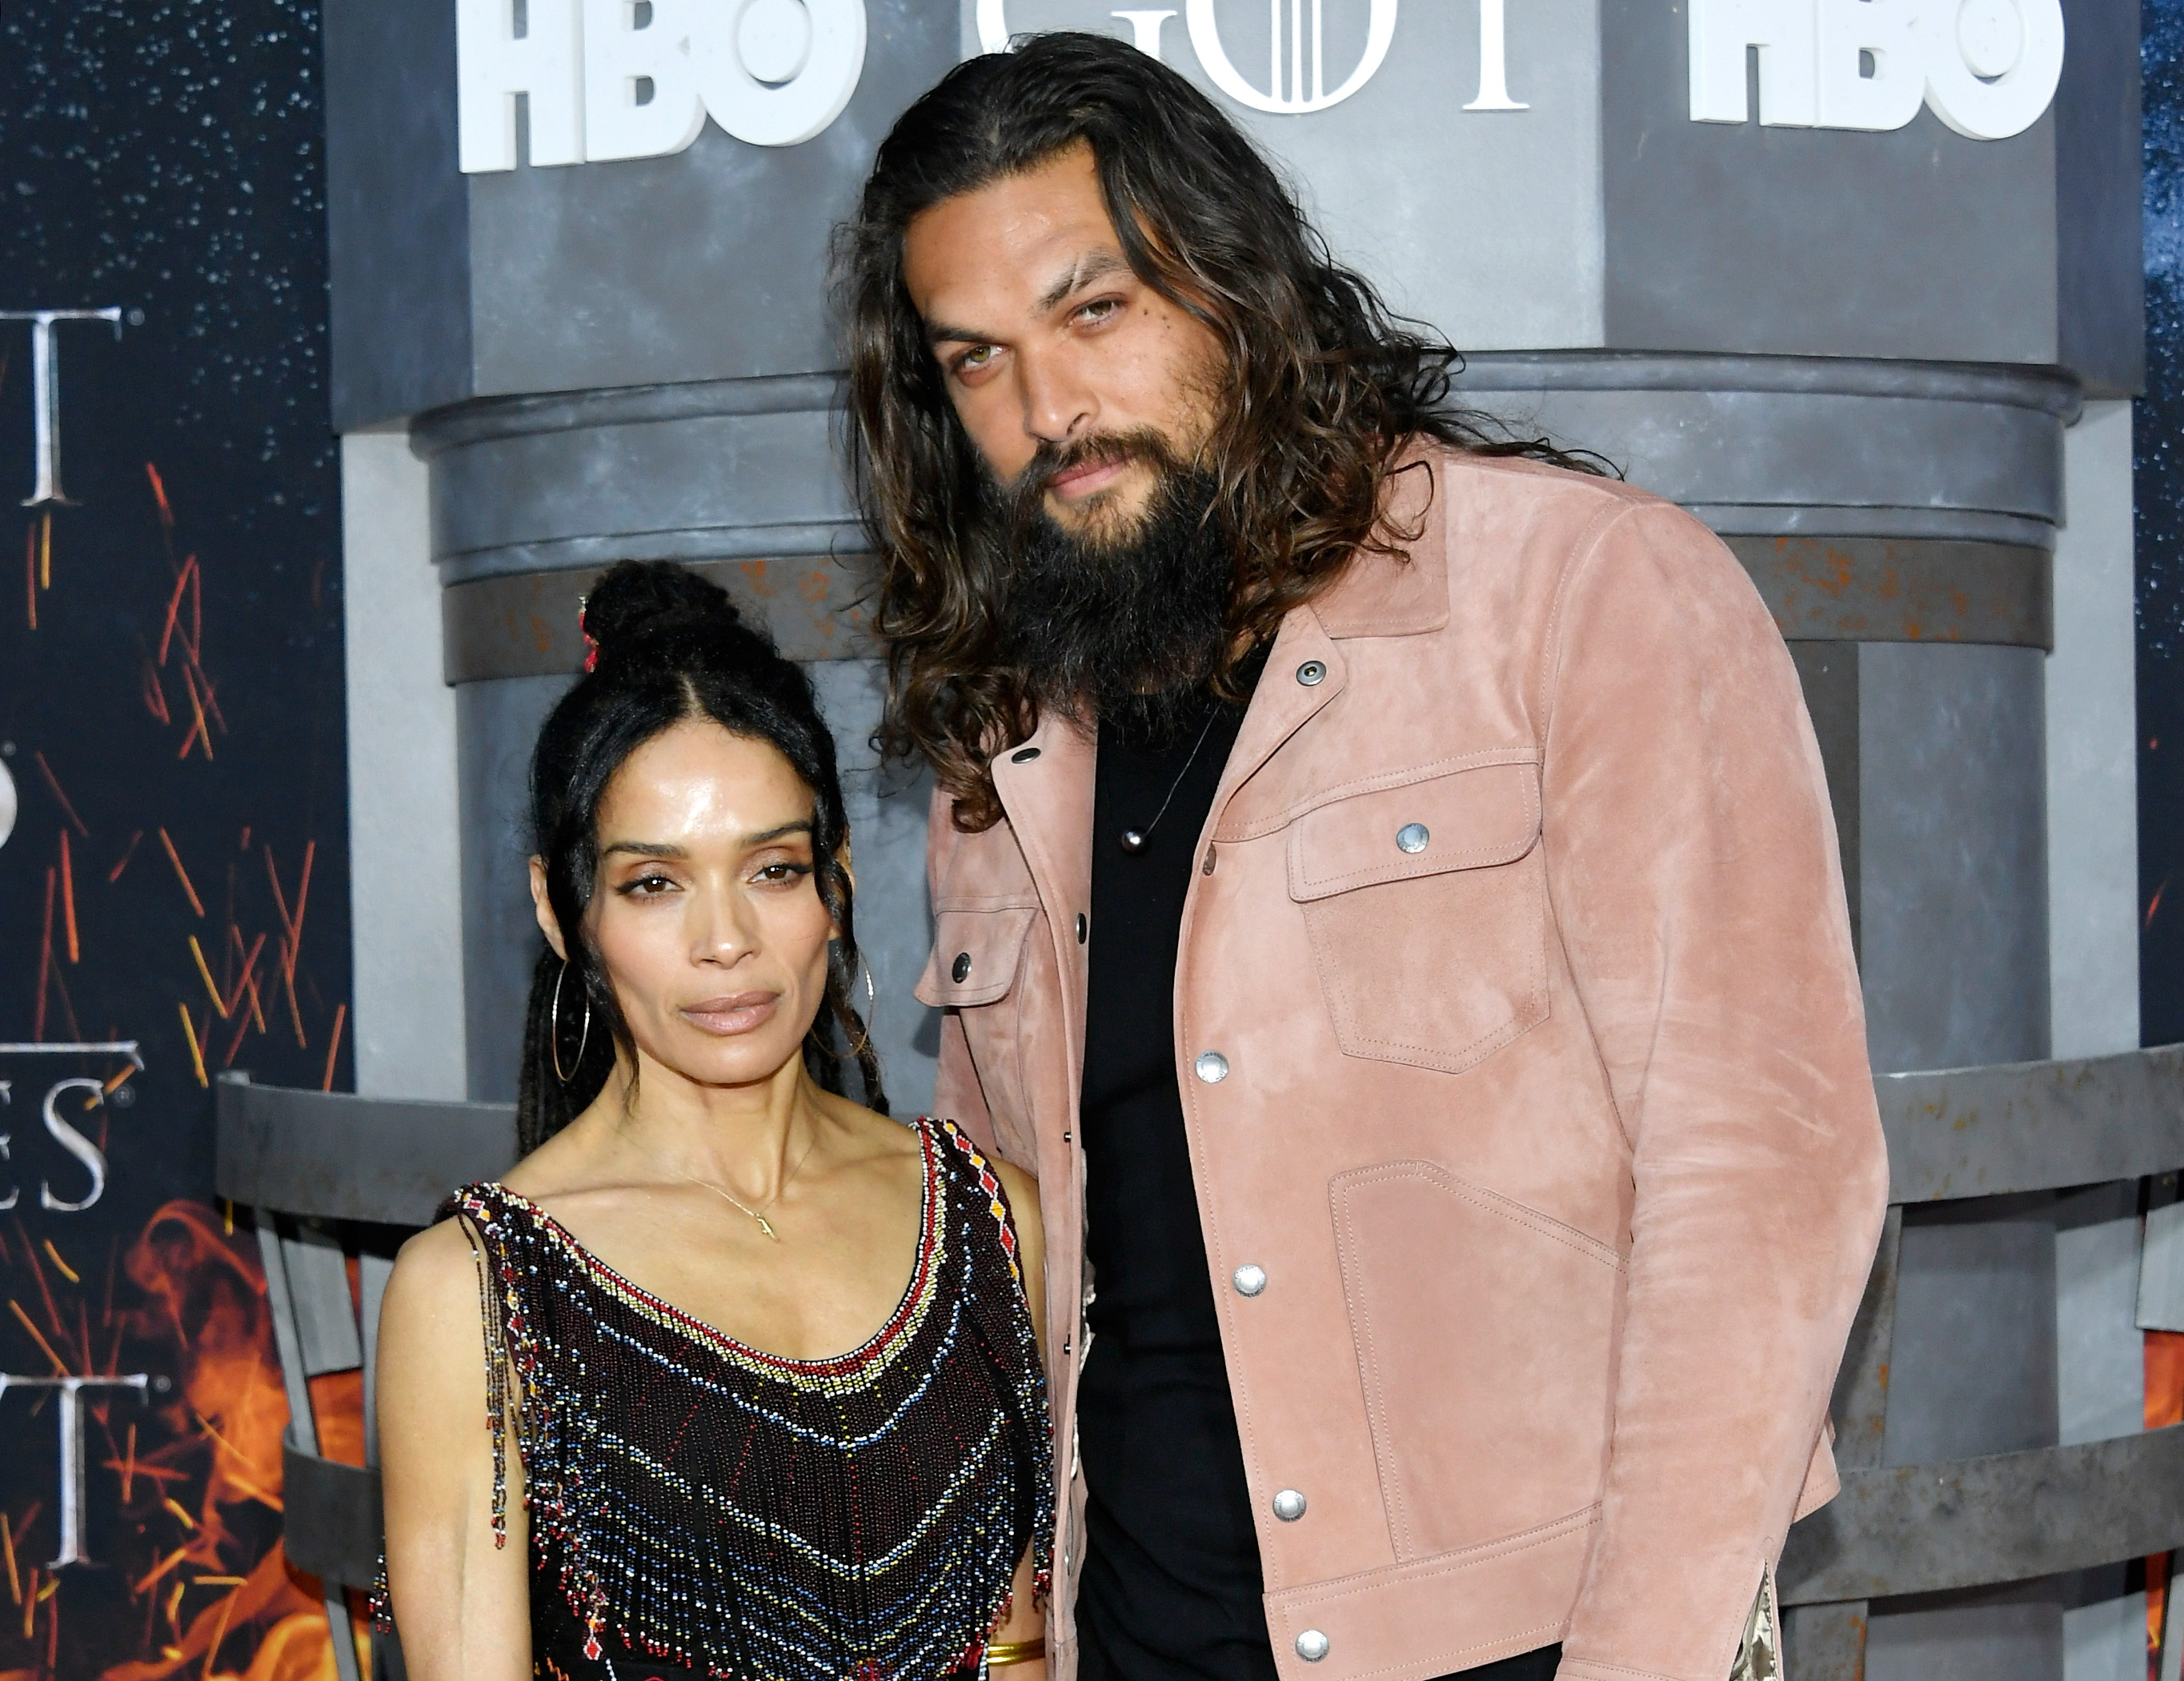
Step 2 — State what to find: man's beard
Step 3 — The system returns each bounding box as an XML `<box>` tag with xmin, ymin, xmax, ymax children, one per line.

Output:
<box><xmin>991</xmin><ymin>429</ymin><xmax>1233</xmax><ymax>742</ymax></box>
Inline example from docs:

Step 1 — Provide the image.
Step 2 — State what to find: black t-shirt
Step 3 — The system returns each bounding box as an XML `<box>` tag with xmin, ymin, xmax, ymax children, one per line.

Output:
<box><xmin>1076</xmin><ymin>671</ymin><xmax>1274</xmax><ymax>1681</ymax></box>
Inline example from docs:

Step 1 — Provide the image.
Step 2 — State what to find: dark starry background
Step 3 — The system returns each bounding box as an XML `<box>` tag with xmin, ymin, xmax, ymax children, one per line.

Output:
<box><xmin>0</xmin><ymin>2</ymin><xmax>353</xmax><ymax>1675</ymax></box>
<box><xmin>2146</xmin><ymin>0</ymin><xmax>2184</xmax><ymax>1043</ymax></box>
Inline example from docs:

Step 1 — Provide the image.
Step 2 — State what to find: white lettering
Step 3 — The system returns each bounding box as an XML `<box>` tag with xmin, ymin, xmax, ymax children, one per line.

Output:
<box><xmin>583</xmin><ymin>0</ymin><xmax>708</xmax><ymax>161</ymax></box>
<box><xmin>1690</xmin><ymin>0</ymin><xmax>2062</xmax><ymax>136</ymax></box>
<box><xmin>694</xmin><ymin>0</ymin><xmax>868</xmax><ymax>146</ymax></box>
<box><xmin>1688</xmin><ymin>0</ymin><xmax>1817</xmax><ymax>125</ymax></box>
<box><xmin>38</xmin><ymin>1079</ymin><xmax>106</xmax><ymax>1215</ymax></box>
<box><xmin>1184</xmin><ymin>0</ymin><xmax>1398</xmax><ymax>115</ymax></box>
<box><xmin>462</xmin><ymin>0</ymin><xmax>867</xmax><ymax>168</ymax></box>
<box><xmin>0</xmin><ymin>1375</ymin><xmax>150</xmax><ymax>1567</ymax></box>
<box><xmin>1920</xmin><ymin>0</ymin><xmax>2065</xmax><ymax>139</ymax></box>
<box><xmin>0</xmin><ymin>310</ymin><xmax>125</xmax><ymax>509</ymax></box>
<box><xmin>1815</xmin><ymin>0</ymin><xmax>1922</xmax><ymax>130</ymax></box>
<box><xmin>458</xmin><ymin>0</ymin><xmax>587</xmax><ymax>170</ymax></box>
<box><xmin>1462</xmin><ymin>0</ymin><xmax>1526</xmax><ymax>111</ymax></box>
<box><xmin>1112</xmin><ymin>9</ymin><xmax>1176</xmax><ymax>58</ymax></box>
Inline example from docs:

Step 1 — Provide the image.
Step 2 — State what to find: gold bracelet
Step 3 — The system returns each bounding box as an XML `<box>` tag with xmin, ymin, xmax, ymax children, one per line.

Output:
<box><xmin>985</xmin><ymin>1637</ymin><xmax>1046</xmax><ymax>1667</ymax></box>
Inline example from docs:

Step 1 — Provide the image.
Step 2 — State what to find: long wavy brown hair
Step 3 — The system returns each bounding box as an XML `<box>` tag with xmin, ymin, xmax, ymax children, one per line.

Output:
<box><xmin>834</xmin><ymin>30</ymin><xmax>1601</xmax><ymax>831</ymax></box>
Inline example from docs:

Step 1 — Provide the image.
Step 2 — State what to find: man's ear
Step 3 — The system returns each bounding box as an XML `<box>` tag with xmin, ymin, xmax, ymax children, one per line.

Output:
<box><xmin>529</xmin><ymin>857</ymin><xmax>567</xmax><ymax>961</ymax></box>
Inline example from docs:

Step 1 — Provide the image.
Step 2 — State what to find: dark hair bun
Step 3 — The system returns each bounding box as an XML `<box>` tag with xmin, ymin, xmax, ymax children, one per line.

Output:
<box><xmin>582</xmin><ymin>560</ymin><xmax>748</xmax><ymax>664</ymax></box>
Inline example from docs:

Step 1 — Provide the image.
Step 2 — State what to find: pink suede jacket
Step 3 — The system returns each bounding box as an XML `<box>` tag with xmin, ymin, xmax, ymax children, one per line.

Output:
<box><xmin>915</xmin><ymin>446</ymin><xmax>1890</xmax><ymax>1681</ymax></box>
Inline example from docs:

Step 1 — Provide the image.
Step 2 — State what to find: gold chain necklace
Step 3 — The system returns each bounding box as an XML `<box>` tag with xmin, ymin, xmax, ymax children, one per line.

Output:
<box><xmin>615</xmin><ymin>1119</ymin><xmax>818</xmax><ymax>1243</ymax></box>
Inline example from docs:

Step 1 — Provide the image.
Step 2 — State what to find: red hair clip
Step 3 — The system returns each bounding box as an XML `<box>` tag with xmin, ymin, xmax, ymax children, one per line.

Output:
<box><xmin>579</xmin><ymin>599</ymin><xmax>599</xmax><ymax>673</ymax></box>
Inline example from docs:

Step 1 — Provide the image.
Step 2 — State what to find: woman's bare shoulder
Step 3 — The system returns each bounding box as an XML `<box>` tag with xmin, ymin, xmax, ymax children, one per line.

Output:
<box><xmin>382</xmin><ymin>1213</ymin><xmax>487</xmax><ymax>1333</ymax></box>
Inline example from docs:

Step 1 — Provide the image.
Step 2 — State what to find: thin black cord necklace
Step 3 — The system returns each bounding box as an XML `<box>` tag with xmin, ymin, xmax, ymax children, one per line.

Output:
<box><xmin>1116</xmin><ymin>708</ymin><xmax>1219</xmax><ymax>854</ymax></box>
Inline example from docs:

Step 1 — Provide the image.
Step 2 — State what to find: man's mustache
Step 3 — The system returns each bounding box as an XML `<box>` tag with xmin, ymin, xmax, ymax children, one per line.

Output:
<box><xmin>1002</xmin><ymin>427</ymin><xmax>1192</xmax><ymax>538</ymax></box>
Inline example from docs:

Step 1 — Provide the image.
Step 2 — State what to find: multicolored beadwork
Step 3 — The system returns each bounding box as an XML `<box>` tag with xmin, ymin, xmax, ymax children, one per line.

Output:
<box><xmin>446</xmin><ymin>1118</ymin><xmax>1053</xmax><ymax>1681</ymax></box>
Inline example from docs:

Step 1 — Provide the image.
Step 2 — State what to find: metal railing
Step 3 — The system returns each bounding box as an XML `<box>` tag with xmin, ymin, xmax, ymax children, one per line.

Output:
<box><xmin>214</xmin><ymin>1050</ymin><xmax>2184</xmax><ymax>1680</ymax></box>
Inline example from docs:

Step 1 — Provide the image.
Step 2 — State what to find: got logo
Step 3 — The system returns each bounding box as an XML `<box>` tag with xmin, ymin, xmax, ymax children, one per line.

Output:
<box><xmin>976</xmin><ymin>0</ymin><xmax>1406</xmax><ymax>114</ymax></box>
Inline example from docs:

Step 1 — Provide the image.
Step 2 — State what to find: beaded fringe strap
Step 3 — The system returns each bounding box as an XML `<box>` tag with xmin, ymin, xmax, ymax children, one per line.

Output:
<box><xmin>460</xmin><ymin>1214</ymin><xmax>518</xmax><ymax>1547</ymax></box>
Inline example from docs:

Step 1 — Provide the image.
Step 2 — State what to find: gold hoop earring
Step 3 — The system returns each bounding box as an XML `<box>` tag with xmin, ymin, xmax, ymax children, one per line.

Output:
<box><xmin>853</xmin><ymin>963</ymin><xmax>877</xmax><ymax>1057</ymax></box>
<box><xmin>551</xmin><ymin>959</ymin><xmax>592</xmax><ymax>1083</ymax></box>
<box><xmin>817</xmin><ymin>961</ymin><xmax>877</xmax><ymax>1061</ymax></box>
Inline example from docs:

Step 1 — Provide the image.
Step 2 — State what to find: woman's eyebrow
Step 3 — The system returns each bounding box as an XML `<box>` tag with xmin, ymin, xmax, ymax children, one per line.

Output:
<box><xmin>740</xmin><ymin>819</ymin><xmax>815</xmax><ymax>847</ymax></box>
<box><xmin>599</xmin><ymin>820</ymin><xmax>814</xmax><ymax>859</ymax></box>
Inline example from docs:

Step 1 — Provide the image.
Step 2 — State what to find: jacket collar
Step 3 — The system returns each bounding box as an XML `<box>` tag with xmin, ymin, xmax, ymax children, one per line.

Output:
<box><xmin>1308</xmin><ymin>450</ymin><xmax>1451</xmax><ymax>640</ymax></box>
<box><xmin>1211</xmin><ymin>450</ymin><xmax>1451</xmax><ymax>806</ymax></box>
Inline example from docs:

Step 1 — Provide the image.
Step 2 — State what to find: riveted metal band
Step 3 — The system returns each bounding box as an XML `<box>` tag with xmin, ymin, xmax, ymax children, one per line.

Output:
<box><xmin>441</xmin><ymin>554</ymin><xmax>876</xmax><ymax>683</ymax></box>
<box><xmin>1779</xmin><ymin>1426</ymin><xmax>2184</xmax><ymax>1606</ymax></box>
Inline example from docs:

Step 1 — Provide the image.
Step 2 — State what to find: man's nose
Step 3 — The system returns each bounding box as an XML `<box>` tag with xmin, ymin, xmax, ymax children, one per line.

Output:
<box><xmin>1020</xmin><ymin>346</ymin><xmax>1094</xmax><ymax>446</ymax></box>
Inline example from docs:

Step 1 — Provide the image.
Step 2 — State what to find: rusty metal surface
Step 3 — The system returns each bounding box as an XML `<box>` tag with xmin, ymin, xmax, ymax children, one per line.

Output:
<box><xmin>1727</xmin><ymin>536</ymin><xmax>2051</xmax><ymax>648</ymax></box>
<box><xmin>441</xmin><ymin>554</ymin><xmax>876</xmax><ymax>682</ymax></box>
<box><xmin>215</xmin><ymin>1073</ymin><xmax>515</xmax><ymax>1227</ymax></box>
<box><xmin>1778</xmin><ymin>1425</ymin><xmax>2184</xmax><ymax>1605</ymax></box>
<box><xmin>1779</xmin><ymin>1600</ymin><xmax>1868</xmax><ymax>1681</ymax></box>
<box><xmin>282</xmin><ymin>1431</ymin><xmax>384</xmax><ymax>1588</ymax></box>
<box><xmin>1876</xmin><ymin>1044</ymin><xmax>2184</xmax><ymax>1203</ymax></box>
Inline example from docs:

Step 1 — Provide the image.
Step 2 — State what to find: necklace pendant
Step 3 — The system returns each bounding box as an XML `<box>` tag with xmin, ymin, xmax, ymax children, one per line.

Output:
<box><xmin>755</xmin><ymin>1215</ymin><xmax>779</xmax><ymax>1241</ymax></box>
<box><xmin>1119</xmin><ymin>830</ymin><xmax>1146</xmax><ymax>853</ymax></box>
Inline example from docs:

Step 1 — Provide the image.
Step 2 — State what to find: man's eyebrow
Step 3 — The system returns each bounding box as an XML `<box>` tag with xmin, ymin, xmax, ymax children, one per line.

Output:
<box><xmin>924</xmin><ymin>249</ymin><xmax>1134</xmax><ymax>346</ymax></box>
<box><xmin>925</xmin><ymin>317</ymin><xmax>985</xmax><ymax>347</ymax></box>
<box><xmin>1034</xmin><ymin>248</ymin><xmax>1130</xmax><ymax>315</ymax></box>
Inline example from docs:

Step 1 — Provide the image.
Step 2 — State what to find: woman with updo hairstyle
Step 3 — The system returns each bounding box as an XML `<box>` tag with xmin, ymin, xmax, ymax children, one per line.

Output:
<box><xmin>375</xmin><ymin>562</ymin><xmax>1053</xmax><ymax>1681</ymax></box>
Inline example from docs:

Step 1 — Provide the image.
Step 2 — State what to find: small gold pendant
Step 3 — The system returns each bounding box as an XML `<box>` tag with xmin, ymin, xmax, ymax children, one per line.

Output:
<box><xmin>755</xmin><ymin>1217</ymin><xmax>779</xmax><ymax>1241</ymax></box>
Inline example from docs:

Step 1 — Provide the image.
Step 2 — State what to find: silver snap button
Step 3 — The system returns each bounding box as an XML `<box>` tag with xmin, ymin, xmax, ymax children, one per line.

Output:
<box><xmin>1296</xmin><ymin>1631</ymin><xmax>1329</xmax><ymax>1663</ymax></box>
<box><xmin>1076</xmin><ymin>912</ymin><xmax>1088</xmax><ymax>944</ymax></box>
<box><xmin>1272</xmin><ymin>1488</ymin><xmax>1306</xmax><ymax>1521</ymax></box>
<box><xmin>951</xmin><ymin>951</ymin><xmax>972</xmax><ymax>983</ymax></box>
<box><xmin>1232</xmin><ymin>1264</ymin><xmax>1266</xmax><ymax>1297</ymax></box>
<box><xmin>1193</xmin><ymin>1051</ymin><xmax>1230</xmax><ymax>1083</ymax></box>
<box><xmin>1296</xmin><ymin>660</ymin><xmax>1326</xmax><ymax>686</ymax></box>
<box><xmin>1012</xmin><ymin>746</ymin><xmax>1041</xmax><ymax>763</ymax></box>
<box><xmin>1396</xmin><ymin>822</ymin><xmax>1430</xmax><ymax>855</ymax></box>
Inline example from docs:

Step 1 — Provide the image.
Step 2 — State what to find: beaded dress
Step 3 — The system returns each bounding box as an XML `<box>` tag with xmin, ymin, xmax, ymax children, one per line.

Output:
<box><xmin>444</xmin><ymin>1118</ymin><xmax>1053</xmax><ymax>1681</ymax></box>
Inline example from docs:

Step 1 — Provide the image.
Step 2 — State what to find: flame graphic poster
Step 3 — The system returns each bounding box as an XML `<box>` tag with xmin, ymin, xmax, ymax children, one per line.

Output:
<box><xmin>1</xmin><ymin>2</ymin><xmax>356</xmax><ymax>1678</ymax></box>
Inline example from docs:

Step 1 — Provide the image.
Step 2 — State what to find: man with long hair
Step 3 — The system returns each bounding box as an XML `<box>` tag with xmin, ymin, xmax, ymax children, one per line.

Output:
<box><xmin>836</xmin><ymin>33</ymin><xmax>1888</xmax><ymax>1681</ymax></box>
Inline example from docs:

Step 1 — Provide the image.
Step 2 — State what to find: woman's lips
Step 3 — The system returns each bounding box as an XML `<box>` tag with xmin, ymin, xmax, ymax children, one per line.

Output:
<box><xmin>679</xmin><ymin>993</ymin><xmax>780</xmax><ymax>1036</ymax></box>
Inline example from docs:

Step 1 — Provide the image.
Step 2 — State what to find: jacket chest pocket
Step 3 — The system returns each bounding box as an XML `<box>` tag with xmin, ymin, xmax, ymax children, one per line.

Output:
<box><xmin>917</xmin><ymin>903</ymin><xmax>1041</xmax><ymax>1123</ymax></box>
<box><xmin>1287</xmin><ymin>757</ymin><xmax>1548</xmax><ymax>1075</ymax></box>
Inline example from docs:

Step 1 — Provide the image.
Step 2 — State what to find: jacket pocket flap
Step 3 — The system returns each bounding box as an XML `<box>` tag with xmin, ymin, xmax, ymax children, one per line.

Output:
<box><xmin>1288</xmin><ymin>760</ymin><xmax>1541</xmax><ymax>902</ymax></box>
<box><xmin>916</xmin><ymin>906</ymin><xmax>1040</xmax><ymax>1008</ymax></box>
